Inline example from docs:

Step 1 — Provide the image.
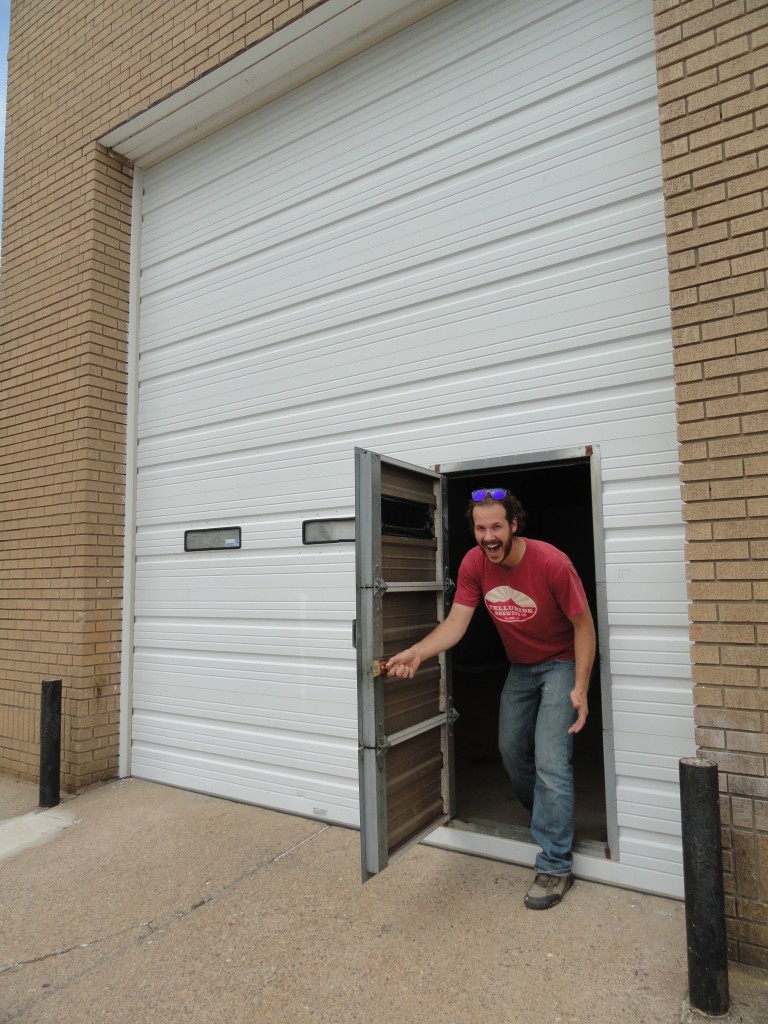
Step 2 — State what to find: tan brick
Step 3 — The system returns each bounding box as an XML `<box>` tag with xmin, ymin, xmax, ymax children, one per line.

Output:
<box><xmin>658</xmin><ymin>67</ymin><xmax>719</xmax><ymax>107</ymax></box>
<box><xmin>678</xmin><ymin>419</ymin><xmax>742</xmax><ymax>442</ymax></box>
<box><xmin>727</xmin><ymin>168</ymin><xmax>768</xmax><ymax>200</ymax></box>
<box><xmin>724</xmin><ymin>87</ymin><xmax>768</xmax><ymax>122</ymax></box>
<box><xmin>700</xmin><ymin>272</ymin><xmax>767</xmax><ymax>302</ymax></box>
<box><xmin>670</xmin><ymin>258</ymin><xmax>731</xmax><ymax>290</ymax></box>
<box><xmin>728</xmin><ymin>732</ymin><xmax>768</xmax><ymax>755</ymax></box>
<box><xmin>664</xmin><ymin>0</ymin><xmax>740</xmax><ymax>35</ymax></box>
<box><xmin>664</xmin><ymin>145</ymin><xmax>725</xmax><ymax>184</ymax></box>
<box><xmin>663</xmin><ymin>107</ymin><xmax>714</xmax><ymax>146</ymax></box>
<box><xmin>685</xmin><ymin>32</ymin><xmax>748</xmax><ymax>76</ymax></box>
<box><xmin>656</xmin><ymin>22</ymin><xmax>685</xmax><ymax>57</ymax></box>
<box><xmin>688</xmin><ymin>581</ymin><xmax>753</xmax><ymax>602</ymax></box>
<box><xmin>717</xmin><ymin>6</ymin><xmax>768</xmax><ymax>44</ymax></box>
<box><xmin>705</xmin><ymin>348</ymin><xmax>768</xmax><ymax>378</ymax></box>
<box><xmin>698</xmin><ymin>707</ymin><xmax>763</xmax><ymax>731</ymax></box>
<box><xmin>721</xmin><ymin>644</ymin><xmax>768</xmax><ymax>668</ymax></box>
<box><xmin>736</xmin><ymin>331</ymin><xmax>768</xmax><ymax>354</ymax></box>
<box><xmin>687</xmin><ymin>539</ymin><xmax>750</xmax><ymax>560</ymax></box>
<box><xmin>663</xmin><ymin>168</ymin><xmax>696</xmax><ymax>196</ymax></box>
<box><xmin>699</xmin><ymin>231</ymin><xmax>765</xmax><ymax>266</ymax></box>
<box><xmin>698</xmin><ymin>727</ymin><xmax>727</xmax><ymax>747</ymax></box>
<box><xmin>680</xmin><ymin>455</ymin><xmax>743</xmax><ymax>479</ymax></box>
<box><xmin>688</xmin><ymin>75</ymin><xmax>755</xmax><ymax>119</ymax></box>
<box><xmin>729</xmin><ymin>917</ymin><xmax>768</xmax><ymax>948</ymax></box>
<box><xmin>690</xmin><ymin>602</ymin><xmax>719</xmax><ymax>622</ymax></box>
<box><xmin>749</xmin><ymin>500</ymin><xmax>768</xmax><ymax>521</ymax></box>
<box><xmin>713</xmin><ymin>514</ymin><xmax>768</xmax><ymax>538</ymax></box>
<box><xmin>743</xmin><ymin>410</ymin><xmax>768</xmax><ymax>434</ymax></box>
<box><xmin>730</xmin><ymin>776</ymin><xmax>768</xmax><ymax>800</ymax></box>
<box><xmin>736</xmin><ymin>899</ymin><xmax>768</xmax><ymax>930</ymax></box>
<box><xmin>691</xmin><ymin>623</ymin><xmax>756</xmax><ymax>644</ymax></box>
<box><xmin>712</xmin><ymin>475</ymin><xmax>768</xmax><ymax>499</ymax></box>
<box><xmin>665</xmin><ymin>207</ymin><xmax>694</xmax><ymax>232</ymax></box>
<box><xmin>712</xmin><ymin>750</ymin><xmax>766</xmax><ymax>776</ymax></box>
<box><xmin>726</xmin><ymin>128</ymin><xmax>768</xmax><ymax>163</ymax></box>
<box><xmin>697</xmin><ymin>190</ymin><xmax>764</xmax><ymax>227</ymax></box>
<box><xmin>665</xmin><ymin>180</ymin><xmax>726</xmax><ymax>215</ymax></box>
<box><xmin>676</xmin><ymin>364</ymin><xmax>704</xmax><ymax>388</ymax></box>
<box><xmin>696</xmin><ymin>684</ymin><xmax>729</xmax><ymax>708</ymax></box>
<box><xmin>678</xmin><ymin>400</ymin><xmax>706</xmax><ymax>422</ymax></box>
<box><xmin>686</xmin><ymin>518</ymin><xmax>715</xmax><ymax>539</ymax></box>
<box><xmin>707</xmin><ymin>392</ymin><xmax>768</xmax><ymax>419</ymax></box>
<box><xmin>734</xmin><ymin>288</ymin><xmax>768</xmax><ymax>314</ymax></box>
<box><xmin>673</xmin><ymin>338</ymin><xmax>737</xmax><ymax>365</ymax></box>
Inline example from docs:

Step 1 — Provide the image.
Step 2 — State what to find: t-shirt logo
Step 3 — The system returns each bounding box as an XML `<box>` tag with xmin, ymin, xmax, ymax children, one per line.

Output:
<box><xmin>485</xmin><ymin>586</ymin><xmax>538</xmax><ymax>622</ymax></box>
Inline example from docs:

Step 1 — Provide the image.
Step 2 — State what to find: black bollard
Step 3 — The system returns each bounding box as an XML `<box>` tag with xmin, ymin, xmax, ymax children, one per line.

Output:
<box><xmin>679</xmin><ymin>756</ymin><xmax>730</xmax><ymax>1017</ymax></box>
<box><xmin>39</xmin><ymin>678</ymin><xmax>62</xmax><ymax>808</ymax></box>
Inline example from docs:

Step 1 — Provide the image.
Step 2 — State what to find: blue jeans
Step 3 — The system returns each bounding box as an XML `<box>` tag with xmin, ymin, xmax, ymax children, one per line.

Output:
<box><xmin>498</xmin><ymin>659</ymin><xmax>577</xmax><ymax>876</ymax></box>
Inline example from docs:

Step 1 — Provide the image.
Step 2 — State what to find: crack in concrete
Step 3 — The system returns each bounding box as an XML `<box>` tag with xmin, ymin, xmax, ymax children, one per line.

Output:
<box><xmin>0</xmin><ymin>922</ymin><xmax>153</xmax><ymax>975</ymax></box>
<box><xmin>144</xmin><ymin>825</ymin><xmax>332</xmax><ymax>928</ymax></box>
<box><xmin>1</xmin><ymin>823</ymin><xmax>333</xmax><ymax>1023</ymax></box>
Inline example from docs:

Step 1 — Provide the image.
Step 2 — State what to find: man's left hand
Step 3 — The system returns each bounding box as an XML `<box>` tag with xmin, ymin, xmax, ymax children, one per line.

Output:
<box><xmin>568</xmin><ymin>688</ymin><xmax>588</xmax><ymax>734</ymax></box>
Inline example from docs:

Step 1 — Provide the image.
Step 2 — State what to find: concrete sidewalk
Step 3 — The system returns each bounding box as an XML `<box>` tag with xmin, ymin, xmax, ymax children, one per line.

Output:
<box><xmin>1</xmin><ymin>777</ymin><xmax>766</xmax><ymax>1024</ymax></box>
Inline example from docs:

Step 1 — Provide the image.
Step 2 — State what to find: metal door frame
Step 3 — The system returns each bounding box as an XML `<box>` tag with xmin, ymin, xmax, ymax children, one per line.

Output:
<box><xmin>438</xmin><ymin>444</ymin><xmax>619</xmax><ymax>862</ymax></box>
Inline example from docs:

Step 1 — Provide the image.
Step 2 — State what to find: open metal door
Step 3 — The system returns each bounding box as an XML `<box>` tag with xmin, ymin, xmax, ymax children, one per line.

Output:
<box><xmin>355</xmin><ymin>448</ymin><xmax>456</xmax><ymax>881</ymax></box>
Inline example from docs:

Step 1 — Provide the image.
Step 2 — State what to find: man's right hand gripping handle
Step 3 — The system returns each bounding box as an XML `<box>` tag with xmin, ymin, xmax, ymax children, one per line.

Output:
<box><xmin>385</xmin><ymin>648</ymin><xmax>423</xmax><ymax>679</ymax></box>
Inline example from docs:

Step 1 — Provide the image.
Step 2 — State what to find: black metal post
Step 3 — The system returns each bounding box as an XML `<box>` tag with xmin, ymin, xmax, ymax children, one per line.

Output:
<box><xmin>39</xmin><ymin>678</ymin><xmax>62</xmax><ymax>808</ymax></box>
<box><xmin>679</xmin><ymin>756</ymin><xmax>730</xmax><ymax>1017</ymax></box>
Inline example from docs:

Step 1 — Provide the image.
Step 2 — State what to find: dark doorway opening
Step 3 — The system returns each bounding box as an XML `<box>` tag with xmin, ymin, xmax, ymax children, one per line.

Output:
<box><xmin>445</xmin><ymin>458</ymin><xmax>608</xmax><ymax>851</ymax></box>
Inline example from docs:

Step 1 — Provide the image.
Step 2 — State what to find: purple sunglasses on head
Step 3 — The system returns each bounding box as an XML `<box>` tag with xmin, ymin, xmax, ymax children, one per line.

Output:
<box><xmin>471</xmin><ymin>488</ymin><xmax>508</xmax><ymax>501</ymax></box>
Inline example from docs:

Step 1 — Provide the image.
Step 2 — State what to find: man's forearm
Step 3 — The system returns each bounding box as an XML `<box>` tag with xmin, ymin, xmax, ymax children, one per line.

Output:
<box><xmin>386</xmin><ymin>602</ymin><xmax>475</xmax><ymax>678</ymax></box>
<box><xmin>410</xmin><ymin>615</ymin><xmax>469</xmax><ymax>662</ymax></box>
<box><xmin>573</xmin><ymin>614</ymin><xmax>596</xmax><ymax>692</ymax></box>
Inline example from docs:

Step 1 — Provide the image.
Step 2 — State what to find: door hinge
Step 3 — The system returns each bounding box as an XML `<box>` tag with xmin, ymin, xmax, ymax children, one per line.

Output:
<box><xmin>376</xmin><ymin>732</ymin><xmax>391</xmax><ymax>769</ymax></box>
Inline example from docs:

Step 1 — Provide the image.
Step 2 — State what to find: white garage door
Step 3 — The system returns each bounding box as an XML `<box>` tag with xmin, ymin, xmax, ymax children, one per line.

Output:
<box><xmin>131</xmin><ymin>0</ymin><xmax>695</xmax><ymax>894</ymax></box>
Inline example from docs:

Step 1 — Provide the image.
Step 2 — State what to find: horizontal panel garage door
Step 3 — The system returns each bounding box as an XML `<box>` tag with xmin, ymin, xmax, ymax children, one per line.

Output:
<box><xmin>132</xmin><ymin>0</ymin><xmax>695</xmax><ymax>894</ymax></box>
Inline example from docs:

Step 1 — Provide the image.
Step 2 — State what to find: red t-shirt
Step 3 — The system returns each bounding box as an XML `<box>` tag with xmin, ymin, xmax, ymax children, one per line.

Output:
<box><xmin>453</xmin><ymin>539</ymin><xmax>588</xmax><ymax>664</ymax></box>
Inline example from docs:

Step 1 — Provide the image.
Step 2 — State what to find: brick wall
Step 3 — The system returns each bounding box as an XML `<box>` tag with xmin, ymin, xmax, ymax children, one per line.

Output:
<box><xmin>654</xmin><ymin>0</ymin><xmax>768</xmax><ymax>968</ymax></box>
<box><xmin>0</xmin><ymin>0</ymin><xmax>329</xmax><ymax>789</ymax></box>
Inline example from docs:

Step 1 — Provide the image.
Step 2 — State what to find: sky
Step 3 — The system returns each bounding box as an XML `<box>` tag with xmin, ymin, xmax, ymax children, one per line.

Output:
<box><xmin>0</xmin><ymin>1</ymin><xmax>9</xmax><ymax>233</ymax></box>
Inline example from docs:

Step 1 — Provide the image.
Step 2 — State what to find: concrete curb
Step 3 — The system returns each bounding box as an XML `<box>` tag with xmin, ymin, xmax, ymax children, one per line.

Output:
<box><xmin>0</xmin><ymin>806</ymin><xmax>77</xmax><ymax>862</ymax></box>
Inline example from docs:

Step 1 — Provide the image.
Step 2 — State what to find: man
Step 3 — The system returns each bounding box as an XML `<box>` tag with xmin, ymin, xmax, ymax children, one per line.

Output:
<box><xmin>386</xmin><ymin>487</ymin><xmax>596</xmax><ymax>910</ymax></box>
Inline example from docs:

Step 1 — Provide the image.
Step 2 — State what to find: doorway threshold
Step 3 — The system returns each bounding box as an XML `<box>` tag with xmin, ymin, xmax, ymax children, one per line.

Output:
<box><xmin>425</xmin><ymin>822</ymin><xmax>683</xmax><ymax>899</ymax></box>
<box><xmin>448</xmin><ymin>816</ymin><xmax>610</xmax><ymax>860</ymax></box>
